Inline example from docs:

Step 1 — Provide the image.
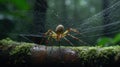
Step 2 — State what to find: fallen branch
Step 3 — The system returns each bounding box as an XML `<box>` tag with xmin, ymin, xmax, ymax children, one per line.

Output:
<box><xmin>0</xmin><ymin>38</ymin><xmax>120</xmax><ymax>67</ymax></box>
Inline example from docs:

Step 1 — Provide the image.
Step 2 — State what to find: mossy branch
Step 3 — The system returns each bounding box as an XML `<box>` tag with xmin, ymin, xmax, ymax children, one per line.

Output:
<box><xmin>0</xmin><ymin>38</ymin><xmax>120</xmax><ymax>67</ymax></box>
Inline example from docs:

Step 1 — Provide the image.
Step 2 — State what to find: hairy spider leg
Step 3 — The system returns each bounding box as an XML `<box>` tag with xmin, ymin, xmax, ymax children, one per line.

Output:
<box><xmin>63</xmin><ymin>28</ymin><xmax>80</xmax><ymax>37</ymax></box>
<box><xmin>69</xmin><ymin>28</ymin><xmax>88</xmax><ymax>39</ymax></box>
<box><xmin>63</xmin><ymin>37</ymin><xmax>74</xmax><ymax>46</ymax></box>
<box><xmin>67</xmin><ymin>34</ymin><xmax>88</xmax><ymax>45</ymax></box>
<box><xmin>62</xmin><ymin>29</ymin><xmax>80</xmax><ymax>46</ymax></box>
<box><xmin>45</xmin><ymin>30</ymin><xmax>57</xmax><ymax>55</ymax></box>
<box><xmin>48</xmin><ymin>36</ymin><xmax>55</xmax><ymax>55</ymax></box>
<box><xmin>69</xmin><ymin>28</ymin><xmax>80</xmax><ymax>34</ymax></box>
<box><xmin>46</xmin><ymin>30</ymin><xmax>64</xmax><ymax>56</ymax></box>
<box><xmin>39</xmin><ymin>33</ymin><xmax>46</xmax><ymax>45</ymax></box>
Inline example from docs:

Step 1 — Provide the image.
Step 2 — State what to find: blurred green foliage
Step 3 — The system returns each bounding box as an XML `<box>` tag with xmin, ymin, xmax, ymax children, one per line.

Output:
<box><xmin>0</xmin><ymin>0</ymin><xmax>30</xmax><ymax>10</ymax></box>
<box><xmin>10</xmin><ymin>0</ymin><xmax>30</xmax><ymax>10</ymax></box>
<box><xmin>0</xmin><ymin>0</ymin><xmax>30</xmax><ymax>18</ymax></box>
<box><xmin>97</xmin><ymin>33</ymin><xmax>120</xmax><ymax>46</ymax></box>
<box><xmin>0</xmin><ymin>0</ymin><xmax>32</xmax><ymax>40</ymax></box>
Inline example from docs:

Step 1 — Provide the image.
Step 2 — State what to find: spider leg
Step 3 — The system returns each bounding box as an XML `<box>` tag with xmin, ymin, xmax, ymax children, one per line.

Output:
<box><xmin>44</xmin><ymin>34</ymin><xmax>56</xmax><ymax>55</ymax></box>
<box><xmin>45</xmin><ymin>29</ymin><xmax>56</xmax><ymax>35</ymax></box>
<box><xmin>69</xmin><ymin>28</ymin><xmax>80</xmax><ymax>34</ymax></box>
<box><xmin>63</xmin><ymin>28</ymin><xmax>79</xmax><ymax>36</ymax></box>
<box><xmin>39</xmin><ymin>34</ymin><xmax>46</xmax><ymax>45</ymax></box>
<box><xmin>45</xmin><ymin>30</ymin><xmax>58</xmax><ymax>55</ymax></box>
<box><xmin>63</xmin><ymin>37</ymin><xmax>74</xmax><ymax>46</ymax></box>
<box><xmin>44</xmin><ymin>30</ymin><xmax>53</xmax><ymax>50</ymax></box>
<box><xmin>47</xmin><ymin>36</ymin><xmax>55</xmax><ymax>55</ymax></box>
<box><xmin>69</xmin><ymin>28</ymin><xmax>89</xmax><ymax>38</ymax></box>
<box><xmin>67</xmin><ymin>34</ymin><xmax>88</xmax><ymax>45</ymax></box>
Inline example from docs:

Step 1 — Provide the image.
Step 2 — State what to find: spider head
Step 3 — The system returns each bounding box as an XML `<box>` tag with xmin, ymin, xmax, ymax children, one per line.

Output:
<box><xmin>55</xmin><ymin>24</ymin><xmax>64</xmax><ymax>34</ymax></box>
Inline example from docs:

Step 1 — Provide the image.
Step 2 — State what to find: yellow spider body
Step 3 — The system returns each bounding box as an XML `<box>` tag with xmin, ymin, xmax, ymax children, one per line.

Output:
<box><xmin>45</xmin><ymin>24</ymin><xmax>69</xmax><ymax>41</ymax></box>
<box><xmin>44</xmin><ymin>24</ymin><xmax>86</xmax><ymax>46</ymax></box>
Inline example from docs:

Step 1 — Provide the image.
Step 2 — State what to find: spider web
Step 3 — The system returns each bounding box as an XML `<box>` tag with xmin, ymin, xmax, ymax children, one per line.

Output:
<box><xmin>4</xmin><ymin>0</ymin><xmax>120</xmax><ymax>46</ymax></box>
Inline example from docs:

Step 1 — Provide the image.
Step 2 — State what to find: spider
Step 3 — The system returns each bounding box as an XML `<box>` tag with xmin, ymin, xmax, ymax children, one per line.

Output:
<box><xmin>44</xmin><ymin>24</ymin><xmax>87</xmax><ymax>46</ymax></box>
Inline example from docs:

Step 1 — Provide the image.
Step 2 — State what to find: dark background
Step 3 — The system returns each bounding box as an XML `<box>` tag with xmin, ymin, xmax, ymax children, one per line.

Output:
<box><xmin>0</xmin><ymin>0</ymin><xmax>120</xmax><ymax>46</ymax></box>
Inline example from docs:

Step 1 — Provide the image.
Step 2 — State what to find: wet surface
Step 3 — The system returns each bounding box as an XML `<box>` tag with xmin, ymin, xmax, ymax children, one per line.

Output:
<box><xmin>30</xmin><ymin>45</ymin><xmax>78</xmax><ymax>64</ymax></box>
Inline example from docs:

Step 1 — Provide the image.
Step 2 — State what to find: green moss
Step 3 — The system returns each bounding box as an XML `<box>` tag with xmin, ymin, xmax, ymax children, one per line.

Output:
<box><xmin>71</xmin><ymin>46</ymin><xmax>120</xmax><ymax>66</ymax></box>
<box><xmin>9</xmin><ymin>42</ymin><xmax>35</xmax><ymax>64</ymax></box>
<box><xmin>0</xmin><ymin>38</ymin><xmax>35</xmax><ymax>52</ymax></box>
<box><xmin>10</xmin><ymin>42</ymin><xmax>35</xmax><ymax>56</ymax></box>
<box><xmin>0</xmin><ymin>38</ymin><xmax>35</xmax><ymax>64</ymax></box>
<box><xmin>1</xmin><ymin>38</ymin><xmax>120</xmax><ymax>66</ymax></box>
<box><xmin>0</xmin><ymin>38</ymin><xmax>18</xmax><ymax>46</ymax></box>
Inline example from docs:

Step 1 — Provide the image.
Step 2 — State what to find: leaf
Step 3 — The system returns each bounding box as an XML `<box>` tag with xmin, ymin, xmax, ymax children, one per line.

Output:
<box><xmin>97</xmin><ymin>37</ymin><xmax>112</xmax><ymax>46</ymax></box>
<box><xmin>113</xmin><ymin>33</ymin><xmax>120</xmax><ymax>44</ymax></box>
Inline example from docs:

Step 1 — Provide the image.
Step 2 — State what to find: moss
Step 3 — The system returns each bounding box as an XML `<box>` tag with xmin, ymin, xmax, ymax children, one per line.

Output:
<box><xmin>0</xmin><ymin>38</ymin><xmax>35</xmax><ymax>64</ymax></box>
<box><xmin>0</xmin><ymin>38</ymin><xmax>18</xmax><ymax>54</ymax></box>
<box><xmin>71</xmin><ymin>46</ymin><xmax>120</xmax><ymax>67</ymax></box>
<box><xmin>10</xmin><ymin>43</ymin><xmax>35</xmax><ymax>55</ymax></box>
<box><xmin>9</xmin><ymin>42</ymin><xmax>35</xmax><ymax>64</ymax></box>
<box><xmin>1</xmin><ymin>38</ymin><xmax>120</xmax><ymax>66</ymax></box>
<box><xmin>0</xmin><ymin>38</ymin><xmax>18</xmax><ymax>46</ymax></box>
<box><xmin>9</xmin><ymin>44</ymin><xmax>33</xmax><ymax>64</ymax></box>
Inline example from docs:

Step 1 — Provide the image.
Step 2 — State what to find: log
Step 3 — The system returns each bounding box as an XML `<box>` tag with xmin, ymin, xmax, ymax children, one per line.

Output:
<box><xmin>0</xmin><ymin>38</ymin><xmax>120</xmax><ymax>67</ymax></box>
